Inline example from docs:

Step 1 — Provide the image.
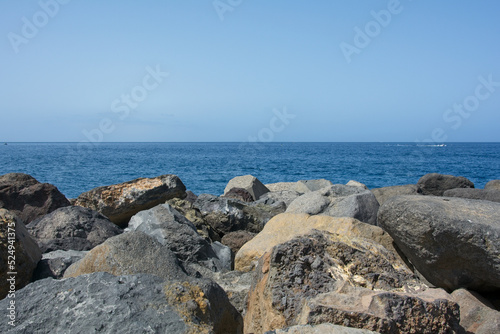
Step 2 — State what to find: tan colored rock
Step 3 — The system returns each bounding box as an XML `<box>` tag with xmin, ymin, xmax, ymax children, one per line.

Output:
<box><xmin>0</xmin><ymin>209</ymin><xmax>42</xmax><ymax>299</ymax></box>
<box><xmin>485</xmin><ymin>179</ymin><xmax>500</xmax><ymax>191</ymax></box>
<box><xmin>235</xmin><ymin>213</ymin><xmax>399</xmax><ymax>272</ymax></box>
<box><xmin>371</xmin><ymin>184</ymin><xmax>421</xmax><ymax>206</ymax></box>
<box><xmin>224</xmin><ymin>175</ymin><xmax>270</xmax><ymax>201</ymax></box>
<box><xmin>346</xmin><ymin>180</ymin><xmax>368</xmax><ymax>189</ymax></box>
<box><xmin>244</xmin><ymin>230</ymin><xmax>460</xmax><ymax>334</ymax></box>
<box><xmin>452</xmin><ymin>288</ymin><xmax>500</xmax><ymax>334</ymax></box>
<box><xmin>265</xmin><ymin>182</ymin><xmax>302</xmax><ymax>193</ymax></box>
<box><xmin>74</xmin><ymin>174</ymin><xmax>186</xmax><ymax>227</ymax></box>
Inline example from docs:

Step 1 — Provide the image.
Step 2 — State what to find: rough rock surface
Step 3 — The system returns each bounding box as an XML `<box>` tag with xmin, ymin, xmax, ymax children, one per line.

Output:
<box><xmin>221</xmin><ymin>230</ymin><xmax>256</xmax><ymax>255</ymax></box>
<box><xmin>286</xmin><ymin>185</ymin><xmax>380</xmax><ymax>225</ymax></box>
<box><xmin>0</xmin><ymin>173</ymin><xmax>70</xmax><ymax>224</ymax></box>
<box><xmin>265</xmin><ymin>323</ymin><xmax>382</xmax><ymax>333</ymax></box>
<box><xmin>64</xmin><ymin>231</ymin><xmax>187</xmax><ymax>280</ymax></box>
<box><xmin>223</xmin><ymin>187</ymin><xmax>254</xmax><ymax>202</ymax></box>
<box><xmin>73</xmin><ymin>174</ymin><xmax>186</xmax><ymax>227</ymax></box>
<box><xmin>32</xmin><ymin>249</ymin><xmax>88</xmax><ymax>280</ymax></box>
<box><xmin>371</xmin><ymin>184</ymin><xmax>422</xmax><ymax>206</ymax></box>
<box><xmin>167</xmin><ymin>197</ymin><xmax>219</xmax><ymax>242</ymax></box>
<box><xmin>417</xmin><ymin>173</ymin><xmax>474</xmax><ymax>196</ymax></box>
<box><xmin>378</xmin><ymin>195</ymin><xmax>500</xmax><ymax>292</ymax></box>
<box><xmin>224</xmin><ymin>175</ymin><xmax>270</xmax><ymax>201</ymax></box>
<box><xmin>235</xmin><ymin>213</ymin><xmax>400</xmax><ymax>273</ymax></box>
<box><xmin>0</xmin><ymin>272</ymin><xmax>243</xmax><ymax>334</ymax></box>
<box><xmin>27</xmin><ymin>206</ymin><xmax>122</xmax><ymax>253</ymax></box>
<box><xmin>485</xmin><ymin>179</ymin><xmax>500</xmax><ymax>191</ymax></box>
<box><xmin>126</xmin><ymin>203</ymin><xmax>230</xmax><ymax>272</ymax></box>
<box><xmin>194</xmin><ymin>194</ymin><xmax>286</xmax><ymax>237</ymax></box>
<box><xmin>245</xmin><ymin>230</ymin><xmax>460</xmax><ymax>334</ymax></box>
<box><xmin>451</xmin><ymin>288</ymin><xmax>500</xmax><ymax>334</ymax></box>
<box><xmin>258</xmin><ymin>190</ymin><xmax>301</xmax><ymax>208</ymax></box>
<box><xmin>443</xmin><ymin>188</ymin><xmax>500</xmax><ymax>203</ymax></box>
<box><xmin>0</xmin><ymin>209</ymin><xmax>42</xmax><ymax>299</ymax></box>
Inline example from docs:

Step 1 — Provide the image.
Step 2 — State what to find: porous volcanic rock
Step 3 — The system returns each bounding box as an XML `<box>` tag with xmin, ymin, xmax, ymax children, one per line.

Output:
<box><xmin>378</xmin><ymin>195</ymin><xmax>500</xmax><ymax>292</ymax></box>
<box><xmin>27</xmin><ymin>206</ymin><xmax>122</xmax><ymax>253</ymax></box>
<box><xmin>73</xmin><ymin>174</ymin><xmax>186</xmax><ymax>227</ymax></box>
<box><xmin>0</xmin><ymin>173</ymin><xmax>70</xmax><ymax>224</ymax></box>
<box><xmin>235</xmin><ymin>213</ymin><xmax>399</xmax><ymax>272</ymax></box>
<box><xmin>244</xmin><ymin>230</ymin><xmax>459</xmax><ymax>334</ymax></box>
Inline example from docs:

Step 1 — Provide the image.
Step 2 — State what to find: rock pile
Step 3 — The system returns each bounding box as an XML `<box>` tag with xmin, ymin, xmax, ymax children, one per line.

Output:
<box><xmin>1</xmin><ymin>172</ymin><xmax>499</xmax><ymax>334</ymax></box>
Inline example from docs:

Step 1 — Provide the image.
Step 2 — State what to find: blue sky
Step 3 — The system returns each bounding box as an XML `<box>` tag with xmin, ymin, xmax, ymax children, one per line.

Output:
<box><xmin>1</xmin><ymin>0</ymin><xmax>500</xmax><ymax>142</ymax></box>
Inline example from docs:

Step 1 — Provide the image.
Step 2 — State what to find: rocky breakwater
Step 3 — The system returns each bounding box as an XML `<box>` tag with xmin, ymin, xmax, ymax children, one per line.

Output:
<box><xmin>2</xmin><ymin>172</ymin><xmax>500</xmax><ymax>333</ymax></box>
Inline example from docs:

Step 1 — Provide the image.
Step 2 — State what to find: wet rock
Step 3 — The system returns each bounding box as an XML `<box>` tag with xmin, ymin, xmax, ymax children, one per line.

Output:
<box><xmin>27</xmin><ymin>206</ymin><xmax>122</xmax><ymax>253</ymax></box>
<box><xmin>74</xmin><ymin>174</ymin><xmax>186</xmax><ymax>227</ymax></box>
<box><xmin>378</xmin><ymin>195</ymin><xmax>500</xmax><ymax>292</ymax></box>
<box><xmin>0</xmin><ymin>173</ymin><xmax>70</xmax><ymax>224</ymax></box>
<box><xmin>417</xmin><ymin>173</ymin><xmax>474</xmax><ymax>196</ymax></box>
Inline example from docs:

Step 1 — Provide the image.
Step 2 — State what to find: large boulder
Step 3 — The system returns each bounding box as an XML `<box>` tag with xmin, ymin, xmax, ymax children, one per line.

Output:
<box><xmin>0</xmin><ymin>272</ymin><xmax>243</xmax><ymax>334</ymax></box>
<box><xmin>378</xmin><ymin>195</ymin><xmax>500</xmax><ymax>292</ymax></box>
<box><xmin>64</xmin><ymin>231</ymin><xmax>187</xmax><ymax>280</ymax></box>
<box><xmin>224</xmin><ymin>175</ymin><xmax>270</xmax><ymax>201</ymax></box>
<box><xmin>265</xmin><ymin>179</ymin><xmax>333</xmax><ymax>194</ymax></box>
<box><xmin>0</xmin><ymin>173</ymin><xmax>70</xmax><ymax>224</ymax></box>
<box><xmin>258</xmin><ymin>190</ymin><xmax>302</xmax><ymax>208</ymax></box>
<box><xmin>0</xmin><ymin>209</ymin><xmax>42</xmax><ymax>299</ymax></box>
<box><xmin>485</xmin><ymin>180</ymin><xmax>500</xmax><ymax>191</ymax></box>
<box><xmin>244</xmin><ymin>230</ymin><xmax>460</xmax><ymax>334</ymax></box>
<box><xmin>286</xmin><ymin>185</ymin><xmax>379</xmax><ymax>225</ymax></box>
<box><xmin>371</xmin><ymin>184</ymin><xmax>422</xmax><ymax>206</ymax></box>
<box><xmin>417</xmin><ymin>173</ymin><xmax>474</xmax><ymax>196</ymax></box>
<box><xmin>32</xmin><ymin>249</ymin><xmax>88</xmax><ymax>280</ymax></box>
<box><xmin>223</xmin><ymin>187</ymin><xmax>254</xmax><ymax>202</ymax></box>
<box><xmin>235</xmin><ymin>213</ymin><xmax>399</xmax><ymax>272</ymax></box>
<box><xmin>73</xmin><ymin>174</ymin><xmax>186</xmax><ymax>227</ymax></box>
<box><xmin>452</xmin><ymin>288</ymin><xmax>500</xmax><ymax>334</ymax></box>
<box><xmin>26</xmin><ymin>206</ymin><xmax>122</xmax><ymax>253</ymax></box>
<box><xmin>126</xmin><ymin>203</ymin><xmax>230</xmax><ymax>273</ymax></box>
<box><xmin>443</xmin><ymin>188</ymin><xmax>500</xmax><ymax>203</ymax></box>
<box><xmin>194</xmin><ymin>194</ymin><xmax>286</xmax><ymax>237</ymax></box>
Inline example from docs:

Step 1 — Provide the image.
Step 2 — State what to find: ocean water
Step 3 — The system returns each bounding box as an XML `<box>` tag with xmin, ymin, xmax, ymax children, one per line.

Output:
<box><xmin>0</xmin><ymin>142</ymin><xmax>499</xmax><ymax>199</ymax></box>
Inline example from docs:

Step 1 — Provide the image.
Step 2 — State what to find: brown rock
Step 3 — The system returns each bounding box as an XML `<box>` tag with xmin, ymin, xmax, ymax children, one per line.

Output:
<box><xmin>0</xmin><ymin>173</ymin><xmax>70</xmax><ymax>224</ymax></box>
<box><xmin>235</xmin><ymin>213</ymin><xmax>399</xmax><ymax>272</ymax></box>
<box><xmin>485</xmin><ymin>180</ymin><xmax>500</xmax><ymax>191</ymax></box>
<box><xmin>452</xmin><ymin>288</ymin><xmax>500</xmax><ymax>334</ymax></box>
<box><xmin>244</xmin><ymin>230</ymin><xmax>460</xmax><ymax>334</ymax></box>
<box><xmin>74</xmin><ymin>174</ymin><xmax>186</xmax><ymax>227</ymax></box>
<box><xmin>221</xmin><ymin>230</ymin><xmax>256</xmax><ymax>255</ymax></box>
<box><xmin>0</xmin><ymin>209</ymin><xmax>42</xmax><ymax>299</ymax></box>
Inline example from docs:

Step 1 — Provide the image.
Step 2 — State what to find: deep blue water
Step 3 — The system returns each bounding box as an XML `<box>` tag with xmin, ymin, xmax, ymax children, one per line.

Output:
<box><xmin>1</xmin><ymin>142</ymin><xmax>499</xmax><ymax>199</ymax></box>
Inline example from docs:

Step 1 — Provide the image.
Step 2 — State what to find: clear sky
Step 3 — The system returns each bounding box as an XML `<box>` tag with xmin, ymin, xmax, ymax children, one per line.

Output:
<box><xmin>1</xmin><ymin>0</ymin><xmax>500</xmax><ymax>142</ymax></box>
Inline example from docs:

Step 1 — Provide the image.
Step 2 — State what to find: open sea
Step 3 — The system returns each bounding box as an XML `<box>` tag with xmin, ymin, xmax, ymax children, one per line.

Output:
<box><xmin>1</xmin><ymin>142</ymin><xmax>499</xmax><ymax>199</ymax></box>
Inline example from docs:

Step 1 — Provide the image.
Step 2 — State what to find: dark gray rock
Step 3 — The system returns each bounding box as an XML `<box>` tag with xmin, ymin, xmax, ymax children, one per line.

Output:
<box><xmin>0</xmin><ymin>209</ymin><xmax>42</xmax><ymax>299</ymax></box>
<box><xmin>194</xmin><ymin>194</ymin><xmax>286</xmax><ymax>237</ymax></box>
<box><xmin>286</xmin><ymin>185</ymin><xmax>380</xmax><ymax>225</ymax></box>
<box><xmin>32</xmin><ymin>249</ymin><xmax>88</xmax><ymax>280</ymax></box>
<box><xmin>417</xmin><ymin>173</ymin><xmax>474</xmax><ymax>196</ymax></box>
<box><xmin>126</xmin><ymin>203</ymin><xmax>229</xmax><ymax>273</ymax></box>
<box><xmin>27</xmin><ymin>206</ymin><xmax>122</xmax><ymax>253</ymax></box>
<box><xmin>378</xmin><ymin>195</ymin><xmax>500</xmax><ymax>292</ymax></box>
<box><xmin>64</xmin><ymin>231</ymin><xmax>187</xmax><ymax>281</ymax></box>
<box><xmin>443</xmin><ymin>188</ymin><xmax>500</xmax><ymax>203</ymax></box>
<box><xmin>73</xmin><ymin>174</ymin><xmax>186</xmax><ymax>227</ymax></box>
<box><xmin>0</xmin><ymin>173</ymin><xmax>70</xmax><ymax>224</ymax></box>
<box><xmin>371</xmin><ymin>184</ymin><xmax>422</xmax><ymax>206</ymax></box>
<box><xmin>0</xmin><ymin>272</ymin><xmax>243</xmax><ymax>333</ymax></box>
<box><xmin>223</xmin><ymin>187</ymin><xmax>254</xmax><ymax>202</ymax></box>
